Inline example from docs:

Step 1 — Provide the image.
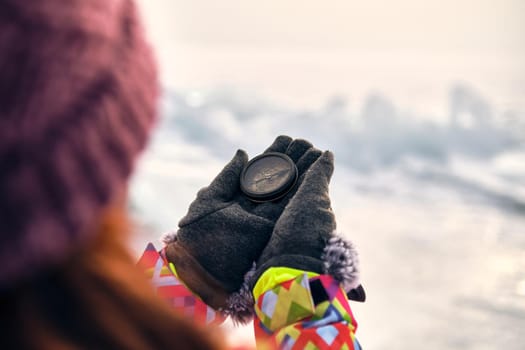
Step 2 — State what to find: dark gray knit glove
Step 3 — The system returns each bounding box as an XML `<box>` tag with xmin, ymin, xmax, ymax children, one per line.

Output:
<box><xmin>163</xmin><ymin>136</ymin><xmax>324</xmax><ymax>322</ymax></box>
<box><xmin>251</xmin><ymin>151</ymin><xmax>364</xmax><ymax>301</ymax></box>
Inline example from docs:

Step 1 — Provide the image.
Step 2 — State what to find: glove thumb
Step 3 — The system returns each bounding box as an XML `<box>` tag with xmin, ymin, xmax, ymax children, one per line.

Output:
<box><xmin>201</xmin><ymin>149</ymin><xmax>248</xmax><ymax>200</ymax></box>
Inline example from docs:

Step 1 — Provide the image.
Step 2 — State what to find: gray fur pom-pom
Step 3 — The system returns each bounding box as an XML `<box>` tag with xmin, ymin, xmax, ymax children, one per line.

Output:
<box><xmin>160</xmin><ymin>231</ymin><xmax>178</xmax><ymax>245</ymax></box>
<box><xmin>222</xmin><ymin>263</ymin><xmax>256</xmax><ymax>325</ymax></box>
<box><xmin>322</xmin><ymin>235</ymin><xmax>360</xmax><ymax>292</ymax></box>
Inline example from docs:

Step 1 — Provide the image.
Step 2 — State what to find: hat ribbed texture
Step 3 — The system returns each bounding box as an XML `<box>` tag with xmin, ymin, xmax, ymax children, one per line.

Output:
<box><xmin>0</xmin><ymin>0</ymin><xmax>158</xmax><ymax>288</ymax></box>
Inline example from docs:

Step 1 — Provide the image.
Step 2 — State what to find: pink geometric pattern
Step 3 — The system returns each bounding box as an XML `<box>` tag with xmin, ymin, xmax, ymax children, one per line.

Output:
<box><xmin>254</xmin><ymin>274</ymin><xmax>361</xmax><ymax>349</ymax></box>
<box><xmin>137</xmin><ymin>243</ymin><xmax>225</xmax><ymax>326</ymax></box>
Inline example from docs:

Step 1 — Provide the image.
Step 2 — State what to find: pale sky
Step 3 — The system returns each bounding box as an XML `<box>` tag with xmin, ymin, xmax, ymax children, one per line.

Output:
<box><xmin>137</xmin><ymin>0</ymin><xmax>524</xmax><ymax>51</ymax></box>
<box><xmin>135</xmin><ymin>0</ymin><xmax>525</xmax><ymax>112</ymax></box>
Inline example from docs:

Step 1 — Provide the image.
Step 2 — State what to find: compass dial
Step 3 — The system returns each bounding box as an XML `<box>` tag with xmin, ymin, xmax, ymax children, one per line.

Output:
<box><xmin>240</xmin><ymin>152</ymin><xmax>298</xmax><ymax>202</ymax></box>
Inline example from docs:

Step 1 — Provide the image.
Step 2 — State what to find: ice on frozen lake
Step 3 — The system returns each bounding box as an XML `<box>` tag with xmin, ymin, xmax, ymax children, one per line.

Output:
<box><xmin>130</xmin><ymin>84</ymin><xmax>525</xmax><ymax>350</ymax></box>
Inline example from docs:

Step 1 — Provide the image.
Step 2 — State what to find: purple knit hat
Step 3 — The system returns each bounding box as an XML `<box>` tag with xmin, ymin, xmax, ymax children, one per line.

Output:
<box><xmin>0</xmin><ymin>0</ymin><xmax>158</xmax><ymax>289</ymax></box>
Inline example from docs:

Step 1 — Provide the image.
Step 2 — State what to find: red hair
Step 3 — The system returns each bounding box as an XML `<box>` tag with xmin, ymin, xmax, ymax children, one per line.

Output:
<box><xmin>0</xmin><ymin>206</ymin><xmax>225</xmax><ymax>350</ymax></box>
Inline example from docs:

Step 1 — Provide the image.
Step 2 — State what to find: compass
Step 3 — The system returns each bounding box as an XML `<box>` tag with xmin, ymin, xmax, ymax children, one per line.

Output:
<box><xmin>240</xmin><ymin>152</ymin><xmax>298</xmax><ymax>202</ymax></box>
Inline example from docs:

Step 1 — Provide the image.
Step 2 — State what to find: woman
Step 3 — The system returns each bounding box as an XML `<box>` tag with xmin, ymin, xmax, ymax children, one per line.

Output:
<box><xmin>0</xmin><ymin>0</ymin><xmax>363</xmax><ymax>349</ymax></box>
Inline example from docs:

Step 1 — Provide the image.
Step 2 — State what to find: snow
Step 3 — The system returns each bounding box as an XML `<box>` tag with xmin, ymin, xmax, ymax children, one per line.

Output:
<box><xmin>129</xmin><ymin>85</ymin><xmax>525</xmax><ymax>349</ymax></box>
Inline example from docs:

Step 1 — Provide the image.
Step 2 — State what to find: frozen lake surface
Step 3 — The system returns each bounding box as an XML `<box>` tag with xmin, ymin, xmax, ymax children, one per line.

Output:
<box><xmin>129</xmin><ymin>87</ymin><xmax>525</xmax><ymax>349</ymax></box>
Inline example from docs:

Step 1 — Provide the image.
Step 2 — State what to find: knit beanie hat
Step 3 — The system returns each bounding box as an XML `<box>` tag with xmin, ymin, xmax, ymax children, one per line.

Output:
<box><xmin>0</xmin><ymin>0</ymin><xmax>157</xmax><ymax>289</ymax></box>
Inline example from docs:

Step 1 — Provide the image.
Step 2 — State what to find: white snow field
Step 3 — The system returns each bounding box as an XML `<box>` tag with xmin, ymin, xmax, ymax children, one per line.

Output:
<box><xmin>129</xmin><ymin>86</ymin><xmax>525</xmax><ymax>349</ymax></box>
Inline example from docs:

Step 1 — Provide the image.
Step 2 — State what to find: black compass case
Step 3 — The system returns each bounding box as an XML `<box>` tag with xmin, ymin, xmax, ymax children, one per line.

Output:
<box><xmin>240</xmin><ymin>152</ymin><xmax>298</xmax><ymax>202</ymax></box>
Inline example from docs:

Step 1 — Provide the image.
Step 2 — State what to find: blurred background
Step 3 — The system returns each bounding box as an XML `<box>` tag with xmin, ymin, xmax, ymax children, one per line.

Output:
<box><xmin>130</xmin><ymin>1</ymin><xmax>525</xmax><ymax>348</ymax></box>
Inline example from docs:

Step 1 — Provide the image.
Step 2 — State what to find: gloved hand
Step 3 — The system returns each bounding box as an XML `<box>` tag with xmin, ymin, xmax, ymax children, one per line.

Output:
<box><xmin>250</xmin><ymin>150</ymin><xmax>365</xmax><ymax>301</ymax></box>
<box><xmin>163</xmin><ymin>136</ymin><xmax>324</xmax><ymax>322</ymax></box>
